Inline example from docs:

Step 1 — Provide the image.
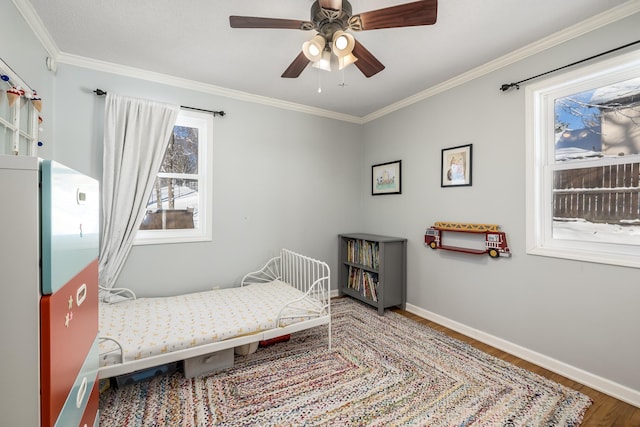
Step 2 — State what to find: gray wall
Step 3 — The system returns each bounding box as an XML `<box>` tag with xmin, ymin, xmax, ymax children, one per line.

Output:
<box><xmin>0</xmin><ymin>1</ymin><xmax>54</xmax><ymax>160</ymax></box>
<box><xmin>361</xmin><ymin>12</ymin><xmax>640</xmax><ymax>396</ymax></box>
<box><xmin>2</xmin><ymin>0</ymin><xmax>363</xmax><ymax>299</ymax></box>
<box><xmin>51</xmin><ymin>65</ymin><xmax>363</xmax><ymax>296</ymax></box>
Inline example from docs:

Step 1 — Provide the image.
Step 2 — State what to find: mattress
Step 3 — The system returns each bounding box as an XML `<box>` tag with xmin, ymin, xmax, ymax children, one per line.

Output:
<box><xmin>99</xmin><ymin>280</ymin><xmax>318</xmax><ymax>366</ymax></box>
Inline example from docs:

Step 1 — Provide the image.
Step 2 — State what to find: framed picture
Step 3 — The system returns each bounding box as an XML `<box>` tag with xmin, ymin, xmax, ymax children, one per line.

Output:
<box><xmin>372</xmin><ymin>160</ymin><xmax>401</xmax><ymax>195</ymax></box>
<box><xmin>441</xmin><ymin>144</ymin><xmax>472</xmax><ymax>187</ymax></box>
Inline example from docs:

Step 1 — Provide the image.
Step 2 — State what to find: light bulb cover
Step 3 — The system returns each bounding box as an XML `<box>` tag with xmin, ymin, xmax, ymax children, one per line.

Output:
<box><xmin>312</xmin><ymin>50</ymin><xmax>334</xmax><ymax>72</ymax></box>
<box><xmin>332</xmin><ymin>31</ymin><xmax>355</xmax><ymax>58</ymax></box>
<box><xmin>338</xmin><ymin>53</ymin><xmax>358</xmax><ymax>70</ymax></box>
<box><xmin>303</xmin><ymin>35</ymin><xmax>326</xmax><ymax>62</ymax></box>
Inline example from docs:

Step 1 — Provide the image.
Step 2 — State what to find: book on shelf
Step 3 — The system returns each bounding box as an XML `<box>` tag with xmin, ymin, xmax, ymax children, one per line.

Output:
<box><xmin>347</xmin><ymin>266</ymin><xmax>379</xmax><ymax>302</ymax></box>
<box><xmin>346</xmin><ymin>239</ymin><xmax>380</xmax><ymax>270</ymax></box>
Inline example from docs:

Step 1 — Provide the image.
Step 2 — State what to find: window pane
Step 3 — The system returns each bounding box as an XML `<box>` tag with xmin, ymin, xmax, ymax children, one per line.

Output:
<box><xmin>18</xmin><ymin>134</ymin><xmax>31</xmax><ymax>156</ymax></box>
<box><xmin>135</xmin><ymin>107</ymin><xmax>212</xmax><ymax>245</ymax></box>
<box><xmin>0</xmin><ymin>90</ymin><xmax>9</xmax><ymax>119</ymax></box>
<box><xmin>554</xmin><ymin>77</ymin><xmax>640</xmax><ymax>163</ymax></box>
<box><xmin>552</xmin><ymin>76</ymin><xmax>640</xmax><ymax>246</ymax></box>
<box><xmin>160</xmin><ymin>126</ymin><xmax>199</xmax><ymax>174</ymax></box>
<box><xmin>527</xmin><ymin>50</ymin><xmax>640</xmax><ymax>267</ymax></box>
<box><xmin>552</xmin><ymin>163</ymin><xmax>640</xmax><ymax>245</ymax></box>
<box><xmin>0</xmin><ymin>91</ymin><xmax>10</xmax><ymax>153</ymax></box>
<box><xmin>0</xmin><ymin>124</ymin><xmax>11</xmax><ymax>155</ymax></box>
<box><xmin>140</xmin><ymin>177</ymin><xmax>199</xmax><ymax>230</ymax></box>
<box><xmin>19</xmin><ymin>97</ymin><xmax>31</xmax><ymax>130</ymax></box>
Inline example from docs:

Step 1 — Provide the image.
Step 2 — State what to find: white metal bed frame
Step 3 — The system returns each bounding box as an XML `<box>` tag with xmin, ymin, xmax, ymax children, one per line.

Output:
<box><xmin>98</xmin><ymin>248</ymin><xmax>331</xmax><ymax>379</ymax></box>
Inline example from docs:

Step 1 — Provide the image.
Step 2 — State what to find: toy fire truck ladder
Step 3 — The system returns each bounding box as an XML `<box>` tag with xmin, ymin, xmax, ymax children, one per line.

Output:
<box><xmin>425</xmin><ymin>222</ymin><xmax>511</xmax><ymax>258</ymax></box>
<box><xmin>433</xmin><ymin>222</ymin><xmax>499</xmax><ymax>232</ymax></box>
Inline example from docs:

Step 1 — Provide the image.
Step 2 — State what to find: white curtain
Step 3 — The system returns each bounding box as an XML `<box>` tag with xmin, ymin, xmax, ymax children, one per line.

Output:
<box><xmin>99</xmin><ymin>93</ymin><xmax>180</xmax><ymax>288</ymax></box>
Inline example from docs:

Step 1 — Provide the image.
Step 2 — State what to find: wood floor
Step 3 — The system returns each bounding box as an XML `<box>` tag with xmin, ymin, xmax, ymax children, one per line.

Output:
<box><xmin>391</xmin><ymin>308</ymin><xmax>640</xmax><ymax>427</ymax></box>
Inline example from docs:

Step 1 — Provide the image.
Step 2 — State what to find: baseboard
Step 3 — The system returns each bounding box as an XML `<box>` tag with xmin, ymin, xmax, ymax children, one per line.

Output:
<box><xmin>405</xmin><ymin>302</ymin><xmax>640</xmax><ymax>409</ymax></box>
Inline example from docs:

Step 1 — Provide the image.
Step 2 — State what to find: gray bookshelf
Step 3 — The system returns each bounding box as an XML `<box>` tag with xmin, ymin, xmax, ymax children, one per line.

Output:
<box><xmin>338</xmin><ymin>233</ymin><xmax>407</xmax><ymax>315</ymax></box>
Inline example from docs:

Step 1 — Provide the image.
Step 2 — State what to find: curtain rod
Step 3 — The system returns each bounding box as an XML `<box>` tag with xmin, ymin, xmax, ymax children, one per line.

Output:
<box><xmin>93</xmin><ymin>89</ymin><xmax>225</xmax><ymax>117</ymax></box>
<box><xmin>499</xmin><ymin>39</ymin><xmax>640</xmax><ymax>92</ymax></box>
<box><xmin>1</xmin><ymin>57</ymin><xmax>36</xmax><ymax>97</ymax></box>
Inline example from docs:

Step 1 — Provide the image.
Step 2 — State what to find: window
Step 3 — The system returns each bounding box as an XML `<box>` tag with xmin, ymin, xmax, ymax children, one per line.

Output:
<box><xmin>0</xmin><ymin>59</ymin><xmax>39</xmax><ymax>156</ymax></box>
<box><xmin>526</xmin><ymin>49</ymin><xmax>640</xmax><ymax>268</ymax></box>
<box><xmin>134</xmin><ymin>108</ymin><xmax>213</xmax><ymax>245</ymax></box>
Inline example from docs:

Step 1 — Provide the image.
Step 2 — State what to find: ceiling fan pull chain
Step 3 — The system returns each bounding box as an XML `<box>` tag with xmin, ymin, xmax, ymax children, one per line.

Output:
<box><xmin>317</xmin><ymin>70</ymin><xmax>323</xmax><ymax>93</ymax></box>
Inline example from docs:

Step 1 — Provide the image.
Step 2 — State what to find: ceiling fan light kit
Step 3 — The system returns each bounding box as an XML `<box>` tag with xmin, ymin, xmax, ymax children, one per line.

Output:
<box><xmin>332</xmin><ymin>31</ymin><xmax>355</xmax><ymax>57</ymax></box>
<box><xmin>338</xmin><ymin>53</ymin><xmax>358</xmax><ymax>71</ymax></box>
<box><xmin>312</xmin><ymin>50</ymin><xmax>336</xmax><ymax>72</ymax></box>
<box><xmin>304</xmin><ymin>32</ymin><xmax>356</xmax><ymax>73</ymax></box>
<box><xmin>303</xmin><ymin>34</ymin><xmax>326</xmax><ymax>62</ymax></box>
<box><xmin>230</xmin><ymin>0</ymin><xmax>438</xmax><ymax>79</ymax></box>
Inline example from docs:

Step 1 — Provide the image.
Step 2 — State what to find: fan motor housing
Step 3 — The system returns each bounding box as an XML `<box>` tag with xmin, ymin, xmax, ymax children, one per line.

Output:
<box><xmin>311</xmin><ymin>0</ymin><xmax>352</xmax><ymax>36</ymax></box>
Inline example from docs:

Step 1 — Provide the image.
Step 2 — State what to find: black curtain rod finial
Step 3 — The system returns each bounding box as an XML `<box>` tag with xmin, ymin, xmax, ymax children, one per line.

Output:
<box><xmin>180</xmin><ymin>105</ymin><xmax>226</xmax><ymax>117</ymax></box>
<box><xmin>499</xmin><ymin>83</ymin><xmax>519</xmax><ymax>92</ymax></box>
<box><xmin>94</xmin><ymin>88</ymin><xmax>107</xmax><ymax>96</ymax></box>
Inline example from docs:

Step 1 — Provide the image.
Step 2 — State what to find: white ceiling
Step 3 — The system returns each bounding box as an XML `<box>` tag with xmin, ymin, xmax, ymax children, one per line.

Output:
<box><xmin>26</xmin><ymin>0</ymin><xmax>633</xmax><ymax>119</ymax></box>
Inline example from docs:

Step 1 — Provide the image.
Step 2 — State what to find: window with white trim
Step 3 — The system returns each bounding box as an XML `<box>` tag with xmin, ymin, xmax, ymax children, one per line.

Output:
<box><xmin>134</xmin><ymin>108</ymin><xmax>213</xmax><ymax>245</ymax></box>
<box><xmin>526</xmin><ymin>49</ymin><xmax>640</xmax><ymax>268</ymax></box>
<box><xmin>0</xmin><ymin>58</ymin><xmax>39</xmax><ymax>156</ymax></box>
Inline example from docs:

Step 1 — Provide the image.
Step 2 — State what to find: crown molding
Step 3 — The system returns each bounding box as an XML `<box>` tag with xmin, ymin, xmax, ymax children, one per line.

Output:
<box><xmin>57</xmin><ymin>53</ymin><xmax>363</xmax><ymax>124</ymax></box>
<box><xmin>14</xmin><ymin>0</ymin><xmax>639</xmax><ymax>124</ymax></box>
<box><xmin>11</xmin><ymin>0</ymin><xmax>361</xmax><ymax>123</ymax></box>
<box><xmin>11</xmin><ymin>0</ymin><xmax>60</xmax><ymax>60</ymax></box>
<box><xmin>362</xmin><ymin>0</ymin><xmax>640</xmax><ymax>123</ymax></box>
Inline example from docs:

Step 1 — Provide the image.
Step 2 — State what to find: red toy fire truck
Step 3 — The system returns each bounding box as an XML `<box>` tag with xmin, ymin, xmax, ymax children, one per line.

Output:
<box><xmin>424</xmin><ymin>222</ymin><xmax>511</xmax><ymax>258</ymax></box>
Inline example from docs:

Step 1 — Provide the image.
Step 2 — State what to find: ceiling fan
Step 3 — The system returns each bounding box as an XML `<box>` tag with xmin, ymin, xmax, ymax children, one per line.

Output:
<box><xmin>229</xmin><ymin>0</ymin><xmax>438</xmax><ymax>78</ymax></box>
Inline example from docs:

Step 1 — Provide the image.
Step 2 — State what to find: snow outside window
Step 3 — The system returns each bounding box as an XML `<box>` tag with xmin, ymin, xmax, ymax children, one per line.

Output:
<box><xmin>134</xmin><ymin>108</ymin><xmax>213</xmax><ymax>245</ymax></box>
<box><xmin>525</xmin><ymin>49</ymin><xmax>640</xmax><ymax>268</ymax></box>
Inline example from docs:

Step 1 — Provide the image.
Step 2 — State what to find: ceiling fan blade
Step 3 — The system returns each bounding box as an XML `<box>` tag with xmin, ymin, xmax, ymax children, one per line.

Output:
<box><xmin>319</xmin><ymin>0</ymin><xmax>342</xmax><ymax>10</ymax></box>
<box><xmin>350</xmin><ymin>0</ymin><xmax>438</xmax><ymax>31</ymax></box>
<box><xmin>352</xmin><ymin>40</ymin><xmax>385</xmax><ymax>78</ymax></box>
<box><xmin>281</xmin><ymin>51</ymin><xmax>311</xmax><ymax>78</ymax></box>
<box><xmin>230</xmin><ymin>16</ymin><xmax>312</xmax><ymax>30</ymax></box>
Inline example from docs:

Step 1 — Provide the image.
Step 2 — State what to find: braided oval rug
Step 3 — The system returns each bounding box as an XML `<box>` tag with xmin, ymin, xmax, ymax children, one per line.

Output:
<box><xmin>99</xmin><ymin>298</ymin><xmax>591</xmax><ymax>426</ymax></box>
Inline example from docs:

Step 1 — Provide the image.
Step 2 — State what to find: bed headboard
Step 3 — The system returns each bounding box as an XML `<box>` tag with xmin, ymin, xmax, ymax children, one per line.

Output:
<box><xmin>241</xmin><ymin>249</ymin><xmax>331</xmax><ymax>307</ymax></box>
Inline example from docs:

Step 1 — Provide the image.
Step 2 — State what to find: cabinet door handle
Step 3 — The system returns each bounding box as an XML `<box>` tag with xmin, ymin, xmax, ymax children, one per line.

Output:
<box><xmin>76</xmin><ymin>283</ymin><xmax>87</xmax><ymax>306</ymax></box>
<box><xmin>76</xmin><ymin>376</ymin><xmax>88</xmax><ymax>408</ymax></box>
<box><xmin>76</xmin><ymin>188</ymin><xmax>87</xmax><ymax>205</ymax></box>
